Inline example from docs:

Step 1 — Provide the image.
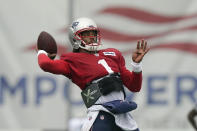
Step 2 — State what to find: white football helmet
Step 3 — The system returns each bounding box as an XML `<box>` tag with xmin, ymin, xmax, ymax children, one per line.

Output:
<box><xmin>68</xmin><ymin>17</ymin><xmax>101</xmax><ymax>51</ymax></box>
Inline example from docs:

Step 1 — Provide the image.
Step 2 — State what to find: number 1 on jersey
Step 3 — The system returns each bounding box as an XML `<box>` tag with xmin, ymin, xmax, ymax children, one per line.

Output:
<box><xmin>98</xmin><ymin>59</ymin><xmax>114</xmax><ymax>74</ymax></box>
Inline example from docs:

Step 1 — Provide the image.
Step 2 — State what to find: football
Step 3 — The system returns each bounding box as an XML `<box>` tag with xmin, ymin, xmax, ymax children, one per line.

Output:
<box><xmin>37</xmin><ymin>31</ymin><xmax>57</xmax><ymax>59</ymax></box>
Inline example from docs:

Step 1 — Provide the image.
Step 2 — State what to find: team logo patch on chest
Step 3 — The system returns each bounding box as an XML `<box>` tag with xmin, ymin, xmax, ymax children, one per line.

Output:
<box><xmin>103</xmin><ymin>52</ymin><xmax>116</xmax><ymax>56</ymax></box>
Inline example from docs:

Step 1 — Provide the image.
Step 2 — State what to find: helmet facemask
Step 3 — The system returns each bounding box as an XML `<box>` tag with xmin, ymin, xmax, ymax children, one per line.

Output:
<box><xmin>75</xmin><ymin>28</ymin><xmax>101</xmax><ymax>51</ymax></box>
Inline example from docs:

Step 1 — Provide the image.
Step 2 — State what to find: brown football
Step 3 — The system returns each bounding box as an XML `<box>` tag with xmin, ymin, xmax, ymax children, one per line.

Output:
<box><xmin>37</xmin><ymin>31</ymin><xmax>57</xmax><ymax>59</ymax></box>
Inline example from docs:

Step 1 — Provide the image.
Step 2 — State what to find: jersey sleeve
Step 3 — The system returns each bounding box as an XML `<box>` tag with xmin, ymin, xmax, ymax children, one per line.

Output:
<box><xmin>38</xmin><ymin>53</ymin><xmax>70</xmax><ymax>75</ymax></box>
<box><xmin>118</xmin><ymin>51</ymin><xmax>142</xmax><ymax>92</ymax></box>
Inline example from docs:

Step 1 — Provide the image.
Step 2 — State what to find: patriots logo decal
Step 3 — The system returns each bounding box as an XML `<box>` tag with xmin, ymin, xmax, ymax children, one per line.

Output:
<box><xmin>72</xmin><ymin>22</ymin><xmax>79</xmax><ymax>29</ymax></box>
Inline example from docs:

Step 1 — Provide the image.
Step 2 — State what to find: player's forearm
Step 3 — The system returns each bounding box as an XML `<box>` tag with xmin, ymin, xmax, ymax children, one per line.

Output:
<box><xmin>131</xmin><ymin>72</ymin><xmax>142</xmax><ymax>92</ymax></box>
<box><xmin>122</xmin><ymin>61</ymin><xmax>143</xmax><ymax>92</ymax></box>
<box><xmin>37</xmin><ymin>51</ymin><xmax>69</xmax><ymax>75</ymax></box>
<box><xmin>38</xmin><ymin>53</ymin><xmax>54</xmax><ymax>72</ymax></box>
<box><xmin>123</xmin><ymin>72</ymin><xmax>142</xmax><ymax>92</ymax></box>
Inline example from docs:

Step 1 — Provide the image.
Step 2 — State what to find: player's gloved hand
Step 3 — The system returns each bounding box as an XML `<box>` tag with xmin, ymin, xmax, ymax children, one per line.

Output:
<box><xmin>132</xmin><ymin>39</ymin><xmax>149</xmax><ymax>63</ymax></box>
<box><xmin>37</xmin><ymin>50</ymin><xmax>56</xmax><ymax>60</ymax></box>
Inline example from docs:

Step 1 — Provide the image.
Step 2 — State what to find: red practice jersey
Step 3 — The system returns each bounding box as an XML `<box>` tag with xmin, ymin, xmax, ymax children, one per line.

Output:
<box><xmin>38</xmin><ymin>48</ymin><xmax>142</xmax><ymax>91</ymax></box>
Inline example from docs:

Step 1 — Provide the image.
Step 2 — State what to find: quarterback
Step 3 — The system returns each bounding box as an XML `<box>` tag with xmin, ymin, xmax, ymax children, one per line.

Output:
<box><xmin>37</xmin><ymin>17</ymin><xmax>149</xmax><ymax>131</ymax></box>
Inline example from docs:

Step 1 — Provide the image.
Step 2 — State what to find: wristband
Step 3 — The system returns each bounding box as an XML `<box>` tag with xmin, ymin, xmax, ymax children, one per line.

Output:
<box><xmin>37</xmin><ymin>50</ymin><xmax>47</xmax><ymax>57</ymax></box>
<box><xmin>131</xmin><ymin>60</ymin><xmax>142</xmax><ymax>72</ymax></box>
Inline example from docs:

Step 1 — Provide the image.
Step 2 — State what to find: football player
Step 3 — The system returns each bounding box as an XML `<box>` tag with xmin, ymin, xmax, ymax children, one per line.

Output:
<box><xmin>37</xmin><ymin>17</ymin><xmax>149</xmax><ymax>131</ymax></box>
